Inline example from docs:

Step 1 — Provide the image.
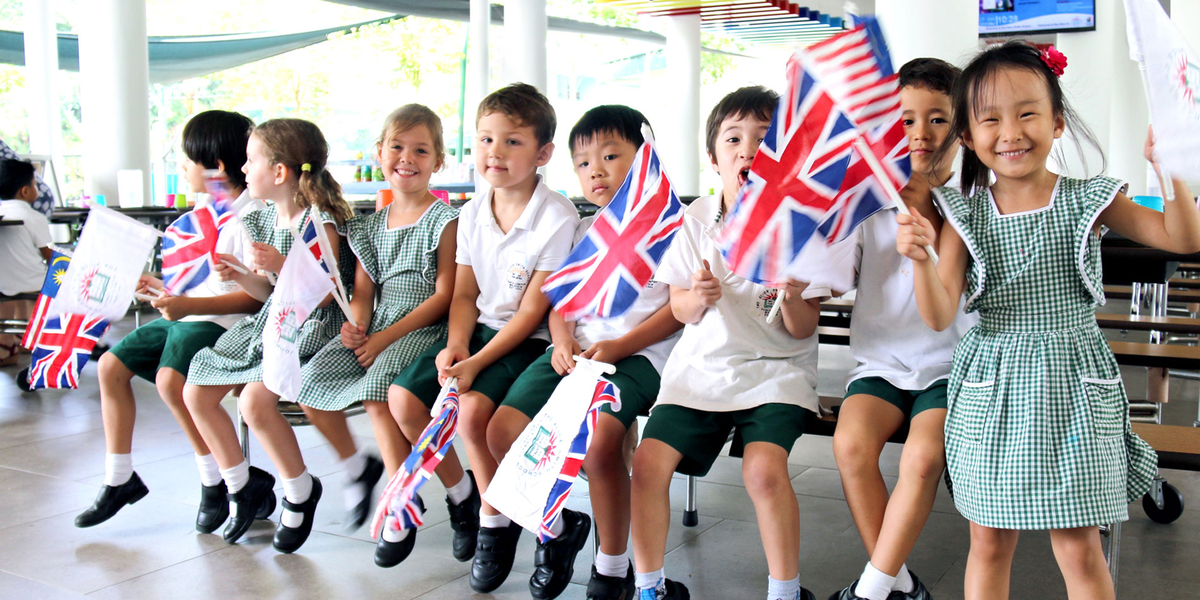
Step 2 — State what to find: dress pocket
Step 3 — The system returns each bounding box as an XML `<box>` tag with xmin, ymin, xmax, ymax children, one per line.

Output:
<box><xmin>950</xmin><ymin>380</ymin><xmax>995</xmax><ymax>444</ymax></box>
<box><xmin>1083</xmin><ymin>377</ymin><xmax>1125</xmax><ymax>439</ymax></box>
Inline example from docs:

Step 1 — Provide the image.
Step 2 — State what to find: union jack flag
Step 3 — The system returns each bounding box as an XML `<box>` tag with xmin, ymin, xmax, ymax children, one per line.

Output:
<box><xmin>299</xmin><ymin>216</ymin><xmax>331</xmax><ymax>275</ymax></box>
<box><xmin>28</xmin><ymin>313</ymin><xmax>110</xmax><ymax>389</ymax></box>
<box><xmin>162</xmin><ymin>201</ymin><xmax>235</xmax><ymax>296</ymax></box>
<box><xmin>542</xmin><ymin>141</ymin><xmax>684</xmax><ymax>320</ymax></box>
<box><xmin>537</xmin><ymin>378</ymin><xmax>619</xmax><ymax>542</ymax></box>
<box><xmin>22</xmin><ymin>249</ymin><xmax>71</xmax><ymax>349</ymax></box>
<box><xmin>370</xmin><ymin>379</ymin><xmax>460</xmax><ymax>538</ymax></box>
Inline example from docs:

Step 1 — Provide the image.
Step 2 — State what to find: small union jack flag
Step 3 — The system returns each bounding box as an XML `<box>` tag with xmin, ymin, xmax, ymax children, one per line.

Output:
<box><xmin>22</xmin><ymin>250</ymin><xmax>71</xmax><ymax>350</ymax></box>
<box><xmin>370</xmin><ymin>379</ymin><xmax>460</xmax><ymax>538</ymax></box>
<box><xmin>542</xmin><ymin>140</ymin><xmax>684</xmax><ymax>320</ymax></box>
<box><xmin>28</xmin><ymin>313</ymin><xmax>110</xmax><ymax>389</ymax></box>
<box><xmin>537</xmin><ymin>378</ymin><xmax>620</xmax><ymax>542</ymax></box>
<box><xmin>299</xmin><ymin>216</ymin><xmax>331</xmax><ymax>275</ymax></box>
<box><xmin>162</xmin><ymin>201</ymin><xmax>236</xmax><ymax>296</ymax></box>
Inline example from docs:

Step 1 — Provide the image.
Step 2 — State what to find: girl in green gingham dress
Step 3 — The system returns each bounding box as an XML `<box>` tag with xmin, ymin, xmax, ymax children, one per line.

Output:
<box><xmin>897</xmin><ymin>43</ymin><xmax>1200</xmax><ymax>598</ymax></box>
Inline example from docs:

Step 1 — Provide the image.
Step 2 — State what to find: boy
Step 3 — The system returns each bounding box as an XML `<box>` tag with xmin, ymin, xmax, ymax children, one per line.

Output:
<box><xmin>820</xmin><ymin>58</ymin><xmax>974</xmax><ymax>600</ymax></box>
<box><xmin>487</xmin><ymin>105</ymin><xmax>683</xmax><ymax>600</ymax></box>
<box><xmin>388</xmin><ymin>82</ymin><xmax>579</xmax><ymax>588</ymax></box>
<box><xmin>0</xmin><ymin>158</ymin><xmax>52</xmax><ymax>366</ymax></box>
<box><xmin>630</xmin><ymin>86</ymin><xmax>826</xmax><ymax>600</ymax></box>
<box><xmin>74</xmin><ymin>111</ymin><xmax>266</xmax><ymax>532</ymax></box>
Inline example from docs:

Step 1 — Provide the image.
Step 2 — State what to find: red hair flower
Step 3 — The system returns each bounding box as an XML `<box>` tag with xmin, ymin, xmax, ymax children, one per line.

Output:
<box><xmin>1041</xmin><ymin>45</ymin><xmax>1068</xmax><ymax>77</ymax></box>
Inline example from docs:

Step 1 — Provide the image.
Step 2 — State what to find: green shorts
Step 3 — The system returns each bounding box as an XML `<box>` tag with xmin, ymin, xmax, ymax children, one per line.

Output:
<box><xmin>642</xmin><ymin>403</ymin><xmax>809</xmax><ymax>477</ymax></box>
<box><xmin>108</xmin><ymin>318</ymin><xmax>228</xmax><ymax>383</ymax></box>
<box><xmin>501</xmin><ymin>349</ymin><xmax>659</xmax><ymax>429</ymax></box>
<box><xmin>845</xmin><ymin>377</ymin><xmax>948</xmax><ymax>419</ymax></box>
<box><xmin>392</xmin><ymin>323</ymin><xmax>549</xmax><ymax>407</ymax></box>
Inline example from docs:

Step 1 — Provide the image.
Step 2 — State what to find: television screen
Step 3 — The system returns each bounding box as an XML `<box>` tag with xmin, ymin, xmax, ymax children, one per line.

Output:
<box><xmin>979</xmin><ymin>0</ymin><xmax>1096</xmax><ymax>36</ymax></box>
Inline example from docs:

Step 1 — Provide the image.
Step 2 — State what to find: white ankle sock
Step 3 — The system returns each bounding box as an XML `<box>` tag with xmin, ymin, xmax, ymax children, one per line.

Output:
<box><xmin>892</xmin><ymin>564</ymin><xmax>914</xmax><ymax>593</ymax></box>
<box><xmin>382</xmin><ymin>516</ymin><xmax>412</xmax><ymax>543</ymax></box>
<box><xmin>195</xmin><ymin>453</ymin><xmax>222</xmax><ymax>487</ymax></box>
<box><xmin>445</xmin><ymin>473</ymin><xmax>473</xmax><ymax>505</ymax></box>
<box><xmin>594</xmin><ymin>550</ymin><xmax>629</xmax><ymax>578</ymax></box>
<box><xmin>340</xmin><ymin>452</ymin><xmax>368</xmax><ymax>511</ymax></box>
<box><xmin>283</xmin><ymin>470</ymin><xmax>314</xmax><ymax>505</ymax></box>
<box><xmin>221</xmin><ymin>460</ymin><xmax>250</xmax><ymax>494</ymax></box>
<box><xmin>479</xmin><ymin>512</ymin><xmax>511</xmax><ymax>529</ymax></box>
<box><xmin>104</xmin><ymin>453</ymin><xmax>133</xmax><ymax>487</ymax></box>
<box><xmin>767</xmin><ymin>575</ymin><xmax>800</xmax><ymax>600</ymax></box>
<box><xmin>857</xmin><ymin>562</ymin><xmax>896</xmax><ymax>600</ymax></box>
<box><xmin>339</xmin><ymin>450</ymin><xmax>367</xmax><ymax>481</ymax></box>
<box><xmin>634</xmin><ymin>569</ymin><xmax>663</xmax><ymax>592</ymax></box>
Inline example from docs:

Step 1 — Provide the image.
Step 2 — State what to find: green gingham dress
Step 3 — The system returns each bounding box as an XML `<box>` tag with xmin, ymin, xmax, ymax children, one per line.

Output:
<box><xmin>187</xmin><ymin>204</ymin><xmax>354</xmax><ymax>386</ymax></box>
<box><xmin>295</xmin><ymin>201</ymin><xmax>458</xmax><ymax>410</ymax></box>
<box><xmin>937</xmin><ymin>176</ymin><xmax>1157</xmax><ymax>530</ymax></box>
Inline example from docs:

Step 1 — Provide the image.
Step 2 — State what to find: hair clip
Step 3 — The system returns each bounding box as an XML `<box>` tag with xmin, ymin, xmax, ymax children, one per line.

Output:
<box><xmin>1041</xmin><ymin>45</ymin><xmax>1068</xmax><ymax>77</ymax></box>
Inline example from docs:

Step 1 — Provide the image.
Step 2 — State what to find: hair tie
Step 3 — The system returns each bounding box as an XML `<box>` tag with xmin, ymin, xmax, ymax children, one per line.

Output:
<box><xmin>301</xmin><ymin>163</ymin><xmax>312</xmax><ymax>172</ymax></box>
<box><xmin>1040</xmin><ymin>45</ymin><xmax>1068</xmax><ymax>78</ymax></box>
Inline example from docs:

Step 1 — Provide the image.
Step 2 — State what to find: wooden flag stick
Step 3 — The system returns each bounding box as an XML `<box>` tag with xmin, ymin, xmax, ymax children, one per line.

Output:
<box><xmin>853</xmin><ymin>136</ymin><xmax>939</xmax><ymax>265</ymax></box>
<box><xmin>134</xmin><ymin>292</ymin><xmax>159</xmax><ymax>303</ymax></box>
<box><xmin>220</xmin><ymin>259</ymin><xmax>250</xmax><ymax>275</ymax></box>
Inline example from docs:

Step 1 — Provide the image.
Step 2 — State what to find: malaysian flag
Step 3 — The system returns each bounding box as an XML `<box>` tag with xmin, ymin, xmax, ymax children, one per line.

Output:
<box><xmin>542</xmin><ymin>134</ymin><xmax>684</xmax><ymax>320</ymax></box>
<box><xmin>22</xmin><ymin>249</ymin><xmax>71</xmax><ymax>349</ymax></box>
<box><xmin>370</xmin><ymin>379</ymin><xmax>460</xmax><ymax>538</ymax></box>
<box><xmin>28</xmin><ymin>313</ymin><xmax>110</xmax><ymax>389</ymax></box>
<box><xmin>162</xmin><ymin>201</ymin><xmax>236</xmax><ymax>296</ymax></box>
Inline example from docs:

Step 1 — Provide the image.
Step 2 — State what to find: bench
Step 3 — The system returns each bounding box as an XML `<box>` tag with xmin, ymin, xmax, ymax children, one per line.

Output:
<box><xmin>1105</xmin><ymin>284</ymin><xmax>1200</xmax><ymax>303</ymax></box>
<box><xmin>234</xmin><ymin>392</ymin><xmax>367</xmax><ymax>461</ymax></box>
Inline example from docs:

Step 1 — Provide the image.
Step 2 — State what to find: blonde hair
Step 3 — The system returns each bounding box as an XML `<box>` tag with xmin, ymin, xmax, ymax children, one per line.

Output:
<box><xmin>252</xmin><ymin>118</ymin><xmax>353</xmax><ymax>225</ymax></box>
<box><xmin>378</xmin><ymin>104</ymin><xmax>445</xmax><ymax>169</ymax></box>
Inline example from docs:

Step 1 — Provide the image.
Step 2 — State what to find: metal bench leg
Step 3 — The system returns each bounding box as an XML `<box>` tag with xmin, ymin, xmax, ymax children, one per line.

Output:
<box><xmin>682</xmin><ymin>475</ymin><xmax>698</xmax><ymax>527</ymax></box>
<box><xmin>237</xmin><ymin>404</ymin><xmax>250</xmax><ymax>460</ymax></box>
<box><xmin>1102</xmin><ymin>521</ymin><xmax>1121</xmax><ymax>588</ymax></box>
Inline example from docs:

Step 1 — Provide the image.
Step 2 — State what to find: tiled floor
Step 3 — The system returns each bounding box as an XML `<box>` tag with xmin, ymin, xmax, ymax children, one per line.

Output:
<box><xmin>0</xmin><ymin>313</ymin><xmax>1195</xmax><ymax>599</ymax></box>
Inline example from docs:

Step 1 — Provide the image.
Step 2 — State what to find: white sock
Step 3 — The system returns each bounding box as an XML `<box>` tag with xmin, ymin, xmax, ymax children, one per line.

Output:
<box><xmin>634</xmin><ymin>569</ymin><xmax>663</xmax><ymax>593</ymax></box>
<box><xmin>195</xmin><ymin>453</ymin><xmax>222</xmax><ymax>487</ymax></box>
<box><xmin>856</xmin><ymin>562</ymin><xmax>896</xmax><ymax>600</ymax></box>
<box><xmin>283</xmin><ymin>470</ymin><xmax>314</xmax><ymax>505</ymax></box>
<box><xmin>221</xmin><ymin>460</ymin><xmax>250</xmax><ymax>494</ymax></box>
<box><xmin>340</xmin><ymin>452</ymin><xmax>368</xmax><ymax>511</ymax></box>
<box><xmin>339</xmin><ymin>450</ymin><xmax>367</xmax><ymax>481</ymax></box>
<box><xmin>892</xmin><ymin>564</ymin><xmax>914</xmax><ymax>594</ymax></box>
<box><xmin>479</xmin><ymin>512</ymin><xmax>511</xmax><ymax>529</ymax></box>
<box><xmin>767</xmin><ymin>575</ymin><xmax>800</xmax><ymax>600</ymax></box>
<box><xmin>546</xmin><ymin>515</ymin><xmax>565</xmax><ymax>538</ymax></box>
<box><xmin>594</xmin><ymin>550</ymin><xmax>629</xmax><ymax>578</ymax></box>
<box><xmin>445</xmin><ymin>473</ymin><xmax>473</xmax><ymax>505</ymax></box>
<box><xmin>382</xmin><ymin>516</ymin><xmax>412</xmax><ymax>543</ymax></box>
<box><xmin>104</xmin><ymin>453</ymin><xmax>133</xmax><ymax>487</ymax></box>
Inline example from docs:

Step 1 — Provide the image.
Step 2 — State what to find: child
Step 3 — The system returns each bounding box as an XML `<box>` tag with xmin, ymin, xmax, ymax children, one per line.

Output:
<box><xmin>182</xmin><ymin>118</ymin><xmax>356</xmax><ymax>554</ymax></box>
<box><xmin>74</xmin><ymin>111</ymin><xmax>266</xmax><ymax>532</ymax></box>
<box><xmin>295</xmin><ymin>104</ymin><xmax>458</xmax><ymax>556</ymax></box>
<box><xmin>388</xmin><ymin>82</ymin><xmax>578</xmax><ymax>588</ymax></box>
<box><xmin>0</xmin><ymin>158</ymin><xmax>52</xmax><ymax>366</ymax></box>
<box><xmin>630</xmin><ymin>86</ymin><xmax>825</xmax><ymax>600</ymax></box>
<box><xmin>896</xmin><ymin>42</ymin><xmax>1199</xmax><ymax>599</ymax></box>
<box><xmin>820</xmin><ymin>59</ymin><xmax>973</xmax><ymax>600</ymax></box>
<box><xmin>487</xmin><ymin>105</ymin><xmax>683</xmax><ymax>600</ymax></box>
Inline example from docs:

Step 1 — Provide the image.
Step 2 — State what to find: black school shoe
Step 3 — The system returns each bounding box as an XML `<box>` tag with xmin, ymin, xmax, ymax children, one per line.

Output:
<box><xmin>273</xmin><ymin>476</ymin><xmax>323</xmax><ymax>553</ymax></box>
<box><xmin>375</xmin><ymin>495</ymin><xmax>426</xmax><ymax>568</ymax></box>
<box><xmin>638</xmin><ymin>579</ymin><xmax>690</xmax><ymax>600</ymax></box>
<box><xmin>530</xmin><ymin>508</ymin><xmax>592</xmax><ymax>599</ymax></box>
<box><xmin>888</xmin><ymin>571</ymin><xmax>932</xmax><ymax>600</ymax></box>
<box><xmin>196</xmin><ymin>481</ymin><xmax>230</xmax><ymax>533</ymax></box>
<box><xmin>469</xmin><ymin>520</ymin><xmax>524</xmax><ymax>593</ymax></box>
<box><xmin>224</xmin><ymin>467</ymin><xmax>276</xmax><ymax>543</ymax></box>
<box><xmin>347</xmin><ymin>454</ymin><xmax>384</xmax><ymax>530</ymax></box>
<box><xmin>446</xmin><ymin>470</ymin><xmax>481</xmax><ymax>561</ymax></box>
<box><xmin>586</xmin><ymin>561</ymin><xmax>635</xmax><ymax>599</ymax></box>
<box><xmin>74</xmin><ymin>472</ymin><xmax>149</xmax><ymax>528</ymax></box>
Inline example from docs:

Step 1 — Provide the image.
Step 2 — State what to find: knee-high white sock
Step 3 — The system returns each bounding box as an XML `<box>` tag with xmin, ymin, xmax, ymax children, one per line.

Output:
<box><xmin>104</xmin><ymin>453</ymin><xmax>133</xmax><ymax>487</ymax></box>
<box><xmin>594</xmin><ymin>549</ymin><xmax>629</xmax><ymax>578</ymax></box>
<box><xmin>767</xmin><ymin>575</ymin><xmax>800</xmax><ymax>600</ymax></box>
<box><xmin>195</xmin><ymin>453</ymin><xmax>222</xmax><ymax>487</ymax></box>
<box><xmin>445</xmin><ymin>473</ymin><xmax>473</xmax><ymax>505</ymax></box>
<box><xmin>892</xmin><ymin>564</ymin><xmax>914</xmax><ymax>594</ymax></box>
<box><xmin>221</xmin><ymin>460</ymin><xmax>250</xmax><ymax>494</ymax></box>
<box><xmin>856</xmin><ymin>562</ymin><xmax>896</xmax><ymax>600</ymax></box>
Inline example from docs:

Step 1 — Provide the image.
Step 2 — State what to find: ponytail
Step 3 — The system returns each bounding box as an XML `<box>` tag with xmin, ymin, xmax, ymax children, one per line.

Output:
<box><xmin>252</xmin><ymin>118</ymin><xmax>353</xmax><ymax>226</ymax></box>
<box><xmin>297</xmin><ymin>165</ymin><xmax>352</xmax><ymax>225</ymax></box>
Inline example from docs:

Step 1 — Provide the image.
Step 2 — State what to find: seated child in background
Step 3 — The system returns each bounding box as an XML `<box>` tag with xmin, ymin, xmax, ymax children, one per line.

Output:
<box><xmin>0</xmin><ymin>158</ymin><xmax>52</xmax><ymax>365</ymax></box>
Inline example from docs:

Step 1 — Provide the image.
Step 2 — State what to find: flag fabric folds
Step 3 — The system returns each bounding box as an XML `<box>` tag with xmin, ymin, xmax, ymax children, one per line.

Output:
<box><xmin>28</xmin><ymin>313</ymin><xmax>110</xmax><ymax>390</ymax></box>
<box><xmin>22</xmin><ymin>249</ymin><xmax>72</xmax><ymax>349</ymax></box>
<box><xmin>48</xmin><ymin>205</ymin><xmax>161</xmax><ymax>322</ymax></box>
<box><xmin>161</xmin><ymin>200</ymin><xmax>236</xmax><ymax>296</ymax></box>
<box><xmin>261</xmin><ymin>235</ymin><xmax>336</xmax><ymax>401</ymax></box>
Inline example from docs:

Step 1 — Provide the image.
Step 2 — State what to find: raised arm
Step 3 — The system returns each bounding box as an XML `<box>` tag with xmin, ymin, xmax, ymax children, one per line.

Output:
<box><xmin>896</xmin><ymin>211</ymin><xmax>968</xmax><ymax>331</ymax></box>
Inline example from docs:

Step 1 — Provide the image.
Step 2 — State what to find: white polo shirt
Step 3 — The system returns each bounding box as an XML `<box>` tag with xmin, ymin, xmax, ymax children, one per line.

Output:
<box><xmin>457</xmin><ymin>176</ymin><xmax>579</xmax><ymax>341</ymax></box>
<box><xmin>570</xmin><ymin>216</ymin><xmax>680</xmax><ymax>373</ymax></box>
<box><xmin>653</xmin><ymin>195</ymin><xmax>823</xmax><ymax>414</ymax></box>
<box><xmin>0</xmin><ymin>199</ymin><xmax>52</xmax><ymax>295</ymax></box>
<box><xmin>180</xmin><ymin>191</ymin><xmax>268</xmax><ymax>330</ymax></box>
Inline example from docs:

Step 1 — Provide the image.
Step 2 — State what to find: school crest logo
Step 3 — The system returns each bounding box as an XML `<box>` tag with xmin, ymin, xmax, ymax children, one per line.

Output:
<box><xmin>78</xmin><ymin>268</ymin><xmax>110</xmax><ymax>306</ymax></box>
<box><xmin>518</xmin><ymin>426</ymin><xmax>559</xmax><ymax>475</ymax></box>
<box><xmin>506</xmin><ymin>262</ymin><xmax>532</xmax><ymax>291</ymax></box>
<box><xmin>756</xmin><ymin>288</ymin><xmax>779</xmax><ymax>319</ymax></box>
<box><xmin>272</xmin><ymin>306</ymin><xmax>302</xmax><ymax>345</ymax></box>
<box><xmin>1169</xmin><ymin>49</ymin><xmax>1200</xmax><ymax>118</ymax></box>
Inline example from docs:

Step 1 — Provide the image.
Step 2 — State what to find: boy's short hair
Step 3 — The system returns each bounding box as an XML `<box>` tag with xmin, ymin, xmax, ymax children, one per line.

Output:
<box><xmin>476</xmin><ymin>82</ymin><xmax>556</xmax><ymax>146</ymax></box>
<box><xmin>705</xmin><ymin>85</ymin><xmax>779</xmax><ymax>157</ymax></box>
<box><xmin>0</xmin><ymin>159</ymin><xmax>36</xmax><ymax>199</ymax></box>
<box><xmin>898</xmin><ymin>58</ymin><xmax>962</xmax><ymax>96</ymax></box>
<box><xmin>182</xmin><ymin>110</ymin><xmax>255</xmax><ymax>190</ymax></box>
<box><xmin>568</xmin><ymin>105</ymin><xmax>650</xmax><ymax>154</ymax></box>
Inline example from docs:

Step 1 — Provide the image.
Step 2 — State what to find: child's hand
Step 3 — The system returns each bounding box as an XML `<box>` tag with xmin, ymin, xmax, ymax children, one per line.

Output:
<box><xmin>248</xmin><ymin>242</ymin><xmax>284</xmax><ymax>274</ymax></box>
<box><xmin>214</xmin><ymin>254</ymin><xmax>247</xmax><ymax>282</ymax></box>
<box><xmin>151</xmin><ymin>295</ymin><xmax>194</xmax><ymax>321</ymax></box>
<box><xmin>691</xmin><ymin>260</ymin><xmax>722</xmax><ymax>307</ymax></box>
<box><xmin>441</xmin><ymin>357</ymin><xmax>481</xmax><ymax>393</ymax></box>
<box><xmin>550</xmin><ymin>338</ymin><xmax>582</xmax><ymax>375</ymax></box>
<box><xmin>436</xmin><ymin>345</ymin><xmax>470</xmax><ymax>383</ymax></box>
<box><xmin>895</xmin><ymin>212</ymin><xmax>938</xmax><ymax>262</ymax></box>
<box><xmin>780</xmin><ymin>278</ymin><xmax>809</xmax><ymax>302</ymax></box>
<box><xmin>579</xmin><ymin>339</ymin><xmax>629</xmax><ymax>366</ymax></box>
<box><xmin>137</xmin><ymin>275</ymin><xmax>163</xmax><ymax>295</ymax></box>
<box><xmin>353</xmin><ymin>335</ymin><xmax>387</xmax><ymax>368</ymax></box>
<box><xmin>1144</xmin><ymin>125</ymin><xmax>1158</xmax><ymax>165</ymax></box>
<box><xmin>341</xmin><ymin>322</ymin><xmax>367</xmax><ymax>349</ymax></box>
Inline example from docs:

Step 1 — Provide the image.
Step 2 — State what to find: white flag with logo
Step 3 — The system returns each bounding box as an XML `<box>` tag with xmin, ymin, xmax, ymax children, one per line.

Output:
<box><xmin>1126</xmin><ymin>0</ymin><xmax>1200</xmax><ymax>179</ymax></box>
<box><xmin>262</xmin><ymin>236</ymin><xmax>335</xmax><ymax>401</ymax></box>
<box><xmin>49</xmin><ymin>205</ymin><xmax>161</xmax><ymax>322</ymax></box>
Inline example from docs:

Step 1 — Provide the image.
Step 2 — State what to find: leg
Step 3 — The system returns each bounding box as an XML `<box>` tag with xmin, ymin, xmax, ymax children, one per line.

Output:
<box><xmin>485</xmin><ymin>405</ymin><xmax>531</xmax><ymax>461</ymax></box>
<box><xmin>832</xmin><ymin>394</ymin><xmax>905</xmax><ymax>555</ymax></box>
<box><xmin>869</xmin><ymin>408</ymin><xmax>946</xmax><ymax>576</ymax></box>
<box><xmin>154</xmin><ymin>368</ymin><xmax>210</xmax><ymax>455</ymax></box>
<box><xmin>742</xmin><ymin>441</ymin><xmax>800</xmax><ymax>581</ymax></box>
<box><xmin>457</xmin><ymin>390</ymin><xmax>499</xmax><ymax>515</ymax></box>
<box><xmin>630</xmin><ymin>438</ymin><xmax>684</xmax><ymax>574</ymax></box>
<box><xmin>183</xmin><ymin>382</ymin><xmax>242</xmax><ymax>469</ymax></box>
<box><xmin>390</xmin><ymin>384</ymin><xmax>465</xmax><ymax>487</ymax></box>
<box><xmin>300</xmin><ymin>405</ymin><xmax>357</xmax><ymax>461</ymax></box>
<box><xmin>964</xmin><ymin>522</ymin><xmax>1019</xmax><ymax>600</ymax></box>
<box><xmin>364</xmin><ymin>400</ymin><xmax>410</xmax><ymax>478</ymax></box>
<box><xmin>583</xmin><ymin>413</ymin><xmax>634</xmax><ymax>557</ymax></box>
<box><xmin>237</xmin><ymin>382</ymin><xmax>306</xmax><ymax>479</ymax></box>
<box><xmin>98</xmin><ymin>352</ymin><xmax>138</xmax><ymax>455</ymax></box>
<box><xmin>1049</xmin><ymin>527</ymin><xmax>1115</xmax><ymax>600</ymax></box>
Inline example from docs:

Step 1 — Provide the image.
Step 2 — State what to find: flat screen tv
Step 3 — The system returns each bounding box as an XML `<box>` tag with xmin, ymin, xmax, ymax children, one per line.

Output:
<box><xmin>979</xmin><ymin>0</ymin><xmax>1096</xmax><ymax>36</ymax></box>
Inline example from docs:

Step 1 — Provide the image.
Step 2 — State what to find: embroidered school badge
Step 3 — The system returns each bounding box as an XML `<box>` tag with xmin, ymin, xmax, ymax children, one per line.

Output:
<box><xmin>1170</xmin><ymin>50</ymin><xmax>1200</xmax><ymax>117</ymax></box>
<box><xmin>756</xmin><ymin>288</ymin><xmax>779</xmax><ymax>319</ymax></box>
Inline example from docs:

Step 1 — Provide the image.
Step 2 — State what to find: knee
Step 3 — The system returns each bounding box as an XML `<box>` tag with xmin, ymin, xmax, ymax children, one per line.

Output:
<box><xmin>457</xmin><ymin>394</ymin><xmax>494</xmax><ymax>445</ymax></box>
<box><xmin>485</xmin><ymin>411</ymin><xmax>523</xmax><ymax>460</ymax></box>
<box><xmin>1052</xmin><ymin>530</ymin><xmax>1103</xmax><ymax>569</ymax></box>
<box><xmin>899</xmin><ymin>442</ymin><xmax>945</xmax><ymax>483</ymax></box>
<box><xmin>584</xmin><ymin>428</ymin><xmax>626</xmax><ymax>477</ymax></box>
<box><xmin>154</xmin><ymin>370</ymin><xmax>185</xmax><ymax>408</ymax></box>
<box><xmin>182</xmin><ymin>384</ymin><xmax>206</xmax><ymax>413</ymax></box>
<box><xmin>742</xmin><ymin>460</ymin><xmax>792</xmax><ymax>500</ymax></box>
<box><xmin>238</xmin><ymin>392</ymin><xmax>277</xmax><ymax>428</ymax></box>
<box><xmin>363</xmin><ymin>400</ymin><xmax>390</xmax><ymax>419</ymax></box>
<box><xmin>971</xmin><ymin>526</ymin><xmax>1019</xmax><ymax>561</ymax></box>
<box><xmin>97</xmin><ymin>352</ymin><xmax>129</xmax><ymax>384</ymax></box>
<box><xmin>832</xmin><ymin>430</ymin><xmax>880</xmax><ymax>474</ymax></box>
<box><xmin>631</xmin><ymin>444</ymin><xmax>673</xmax><ymax>491</ymax></box>
<box><xmin>388</xmin><ymin>386</ymin><xmax>424</xmax><ymax>425</ymax></box>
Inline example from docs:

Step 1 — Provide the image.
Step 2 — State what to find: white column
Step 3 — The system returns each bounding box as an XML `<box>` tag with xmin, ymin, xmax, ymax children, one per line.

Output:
<box><xmin>77</xmin><ymin>0</ymin><xmax>151</xmax><ymax>204</ymax></box>
<box><xmin>469</xmin><ymin>0</ymin><xmax>489</xmax><ymax>108</ymax></box>
<box><xmin>503</xmin><ymin>0</ymin><xmax>547</xmax><ymax>92</ymax></box>
<box><xmin>663</xmin><ymin>14</ymin><xmax>701</xmax><ymax>196</ymax></box>
<box><xmin>875</xmin><ymin>0</ymin><xmax>978</xmax><ymax>68</ymax></box>
<box><xmin>23</xmin><ymin>0</ymin><xmax>59</xmax><ymax>158</ymax></box>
